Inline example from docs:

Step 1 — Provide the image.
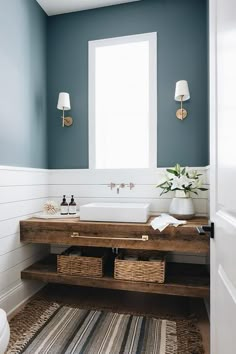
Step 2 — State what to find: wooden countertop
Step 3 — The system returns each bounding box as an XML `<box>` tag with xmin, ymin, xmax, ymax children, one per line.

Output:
<box><xmin>21</xmin><ymin>215</ymin><xmax>207</xmax><ymax>232</ymax></box>
<box><xmin>20</xmin><ymin>216</ymin><xmax>210</xmax><ymax>253</ymax></box>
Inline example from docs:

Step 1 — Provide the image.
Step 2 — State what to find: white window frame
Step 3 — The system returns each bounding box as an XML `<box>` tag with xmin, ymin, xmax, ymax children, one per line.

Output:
<box><xmin>88</xmin><ymin>32</ymin><xmax>157</xmax><ymax>169</ymax></box>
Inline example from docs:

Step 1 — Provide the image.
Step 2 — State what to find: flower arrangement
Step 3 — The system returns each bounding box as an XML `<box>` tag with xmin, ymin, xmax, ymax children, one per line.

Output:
<box><xmin>43</xmin><ymin>200</ymin><xmax>60</xmax><ymax>215</ymax></box>
<box><xmin>156</xmin><ymin>164</ymin><xmax>208</xmax><ymax>196</ymax></box>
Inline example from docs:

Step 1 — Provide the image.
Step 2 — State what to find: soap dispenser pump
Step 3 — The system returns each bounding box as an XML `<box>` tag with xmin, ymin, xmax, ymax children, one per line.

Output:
<box><xmin>69</xmin><ymin>195</ymin><xmax>77</xmax><ymax>215</ymax></box>
<box><xmin>60</xmin><ymin>195</ymin><xmax>68</xmax><ymax>215</ymax></box>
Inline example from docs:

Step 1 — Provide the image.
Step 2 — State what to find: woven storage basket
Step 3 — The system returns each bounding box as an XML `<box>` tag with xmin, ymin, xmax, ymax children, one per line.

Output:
<box><xmin>57</xmin><ymin>246</ymin><xmax>107</xmax><ymax>277</ymax></box>
<box><xmin>114</xmin><ymin>250</ymin><xmax>166</xmax><ymax>283</ymax></box>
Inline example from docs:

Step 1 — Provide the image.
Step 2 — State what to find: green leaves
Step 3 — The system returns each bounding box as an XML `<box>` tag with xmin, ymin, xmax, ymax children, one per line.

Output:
<box><xmin>166</xmin><ymin>168</ymin><xmax>178</xmax><ymax>176</ymax></box>
<box><xmin>181</xmin><ymin>167</ymin><xmax>186</xmax><ymax>175</ymax></box>
<box><xmin>175</xmin><ymin>163</ymin><xmax>181</xmax><ymax>174</ymax></box>
<box><xmin>166</xmin><ymin>164</ymin><xmax>182</xmax><ymax>177</ymax></box>
<box><xmin>156</xmin><ymin>180</ymin><xmax>171</xmax><ymax>188</ymax></box>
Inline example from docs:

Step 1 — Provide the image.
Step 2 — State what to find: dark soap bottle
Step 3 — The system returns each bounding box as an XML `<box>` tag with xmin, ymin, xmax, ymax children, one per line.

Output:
<box><xmin>60</xmin><ymin>195</ymin><xmax>68</xmax><ymax>215</ymax></box>
<box><xmin>69</xmin><ymin>195</ymin><xmax>77</xmax><ymax>215</ymax></box>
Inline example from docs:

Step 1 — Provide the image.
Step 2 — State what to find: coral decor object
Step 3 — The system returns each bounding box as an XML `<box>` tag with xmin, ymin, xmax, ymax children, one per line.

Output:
<box><xmin>43</xmin><ymin>201</ymin><xmax>60</xmax><ymax>215</ymax></box>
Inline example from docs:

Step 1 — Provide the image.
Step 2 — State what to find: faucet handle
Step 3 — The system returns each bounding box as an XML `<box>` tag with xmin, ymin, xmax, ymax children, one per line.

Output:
<box><xmin>108</xmin><ymin>182</ymin><xmax>116</xmax><ymax>190</ymax></box>
<box><xmin>129</xmin><ymin>182</ymin><xmax>135</xmax><ymax>190</ymax></box>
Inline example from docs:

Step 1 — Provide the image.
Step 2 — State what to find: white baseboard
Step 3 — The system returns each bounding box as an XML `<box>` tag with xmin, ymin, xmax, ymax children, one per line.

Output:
<box><xmin>0</xmin><ymin>280</ymin><xmax>45</xmax><ymax>316</ymax></box>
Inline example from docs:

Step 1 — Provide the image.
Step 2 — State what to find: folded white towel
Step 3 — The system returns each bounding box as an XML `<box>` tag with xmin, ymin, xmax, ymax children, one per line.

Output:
<box><xmin>151</xmin><ymin>213</ymin><xmax>186</xmax><ymax>232</ymax></box>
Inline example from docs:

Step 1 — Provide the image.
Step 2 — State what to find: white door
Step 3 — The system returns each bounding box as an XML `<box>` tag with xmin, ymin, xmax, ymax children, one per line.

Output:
<box><xmin>210</xmin><ymin>0</ymin><xmax>236</xmax><ymax>353</ymax></box>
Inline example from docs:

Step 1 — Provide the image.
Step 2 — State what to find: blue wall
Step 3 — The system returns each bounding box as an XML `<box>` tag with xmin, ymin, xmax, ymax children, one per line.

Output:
<box><xmin>0</xmin><ymin>0</ymin><xmax>208</xmax><ymax>169</ymax></box>
<box><xmin>47</xmin><ymin>0</ymin><xmax>208</xmax><ymax>168</ymax></box>
<box><xmin>0</xmin><ymin>0</ymin><xmax>47</xmax><ymax>168</ymax></box>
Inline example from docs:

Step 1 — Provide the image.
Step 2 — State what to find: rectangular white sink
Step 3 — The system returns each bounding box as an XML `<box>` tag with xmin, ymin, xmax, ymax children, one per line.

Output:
<box><xmin>80</xmin><ymin>202</ymin><xmax>150</xmax><ymax>223</ymax></box>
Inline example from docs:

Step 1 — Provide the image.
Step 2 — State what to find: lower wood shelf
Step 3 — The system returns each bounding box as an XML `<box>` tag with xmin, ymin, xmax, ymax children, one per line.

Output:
<box><xmin>21</xmin><ymin>256</ymin><xmax>210</xmax><ymax>298</ymax></box>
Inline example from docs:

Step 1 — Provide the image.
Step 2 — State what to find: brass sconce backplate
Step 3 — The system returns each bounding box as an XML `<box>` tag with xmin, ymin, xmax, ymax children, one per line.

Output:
<box><xmin>64</xmin><ymin>116</ymin><xmax>73</xmax><ymax>127</ymax></box>
<box><xmin>176</xmin><ymin>108</ymin><xmax>188</xmax><ymax>120</ymax></box>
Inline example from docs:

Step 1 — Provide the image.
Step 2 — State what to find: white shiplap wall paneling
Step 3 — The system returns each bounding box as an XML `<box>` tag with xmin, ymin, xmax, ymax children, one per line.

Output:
<box><xmin>49</xmin><ymin>167</ymin><xmax>209</xmax><ymax>216</ymax></box>
<box><xmin>0</xmin><ymin>185</ymin><xmax>48</xmax><ymax>203</ymax></box>
<box><xmin>49</xmin><ymin>167</ymin><xmax>209</xmax><ymax>186</ymax></box>
<box><xmin>0</xmin><ymin>244</ymin><xmax>47</xmax><ymax>273</ymax></box>
<box><xmin>0</xmin><ymin>233</ymin><xmax>25</xmax><ymax>256</ymax></box>
<box><xmin>0</xmin><ymin>199</ymin><xmax>48</xmax><ymax>222</ymax></box>
<box><xmin>0</xmin><ymin>214</ymin><xmax>37</xmax><ymax>240</ymax></box>
<box><xmin>49</xmin><ymin>184</ymin><xmax>209</xmax><ymax>200</ymax></box>
<box><xmin>0</xmin><ymin>252</ymin><xmax>47</xmax><ymax>293</ymax></box>
<box><xmin>0</xmin><ymin>166</ymin><xmax>48</xmax><ymax>185</ymax></box>
<box><xmin>0</xmin><ymin>167</ymin><xmax>49</xmax><ymax>314</ymax></box>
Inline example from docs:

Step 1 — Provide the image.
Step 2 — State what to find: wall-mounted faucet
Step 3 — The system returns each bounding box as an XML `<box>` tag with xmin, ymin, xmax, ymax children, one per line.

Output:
<box><xmin>116</xmin><ymin>183</ymin><xmax>125</xmax><ymax>194</ymax></box>
<box><xmin>108</xmin><ymin>182</ymin><xmax>116</xmax><ymax>190</ymax></box>
<box><xmin>107</xmin><ymin>182</ymin><xmax>135</xmax><ymax>194</ymax></box>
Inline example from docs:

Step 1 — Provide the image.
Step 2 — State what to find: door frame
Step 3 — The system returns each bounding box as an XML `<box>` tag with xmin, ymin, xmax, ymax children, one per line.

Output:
<box><xmin>209</xmin><ymin>0</ymin><xmax>217</xmax><ymax>352</ymax></box>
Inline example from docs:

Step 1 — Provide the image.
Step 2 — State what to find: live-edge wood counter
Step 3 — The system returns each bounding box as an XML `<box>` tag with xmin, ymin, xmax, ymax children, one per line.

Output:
<box><xmin>20</xmin><ymin>216</ymin><xmax>209</xmax><ymax>253</ymax></box>
<box><xmin>20</xmin><ymin>216</ymin><xmax>210</xmax><ymax>298</ymax></box>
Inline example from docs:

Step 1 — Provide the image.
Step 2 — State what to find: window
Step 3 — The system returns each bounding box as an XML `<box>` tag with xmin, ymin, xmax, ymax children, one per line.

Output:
<box><xmin>89</xmin><ymin>32</ymin><xmax>157</xmax><ymax>169</ymax></box>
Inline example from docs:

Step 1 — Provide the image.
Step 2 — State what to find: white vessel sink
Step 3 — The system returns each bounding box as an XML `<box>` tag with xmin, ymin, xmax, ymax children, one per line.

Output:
<box><xmin>80</xmin><ymin>202</ymin><xmax>150</xmax><ymax>223</ymax></box>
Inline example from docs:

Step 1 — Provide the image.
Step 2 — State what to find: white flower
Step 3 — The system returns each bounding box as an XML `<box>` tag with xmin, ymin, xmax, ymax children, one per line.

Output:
<box><xmin>171</xmin><ymin>175</ymin><xmax>191</xmax><ymax>190</ymax></box>
<box><xmin>171</xmin><ymin>177</ymin><xmax>182</xmax><ymax>190</ymax></box>
<box><xmin>188</xmin><ymin>170</ymin><xmax>198</xmax><ymax>179</ymax></box>
<box><xmin>156</xmin><ymin>164</ymin><xmax>208</xmax><ymax>196</ymax></box>
<box><xmin>179</xmin><ymin>175</ymin><xmax>191</xmax><ymax>187</ymax></box>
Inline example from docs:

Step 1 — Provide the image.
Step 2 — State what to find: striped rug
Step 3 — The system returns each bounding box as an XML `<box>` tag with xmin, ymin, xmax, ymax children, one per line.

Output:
<box><xmin>8</xmin><ymin>305</ymin><xmax>177</xmax><ymax>354</ymax></box>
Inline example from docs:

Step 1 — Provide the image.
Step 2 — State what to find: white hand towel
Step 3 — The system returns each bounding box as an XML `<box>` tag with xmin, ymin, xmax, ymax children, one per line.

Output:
<box><xmin>151</xmin><ymin>213</ymin><xmax>186</xmax><ymax>232</ymax></box>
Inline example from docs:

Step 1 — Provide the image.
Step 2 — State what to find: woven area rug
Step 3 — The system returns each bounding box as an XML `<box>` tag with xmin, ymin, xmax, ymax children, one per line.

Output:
<box><xmin>7</xmin><ymin>298</ymin><xmax>204</xmax><ymax>354</ymax></box>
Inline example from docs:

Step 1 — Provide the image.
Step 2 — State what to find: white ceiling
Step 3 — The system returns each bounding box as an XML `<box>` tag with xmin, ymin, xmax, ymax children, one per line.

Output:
<box><xmin>36</xmin><ymin>0</ymin><xmax>141</xmax><ymax>16</ymax></box>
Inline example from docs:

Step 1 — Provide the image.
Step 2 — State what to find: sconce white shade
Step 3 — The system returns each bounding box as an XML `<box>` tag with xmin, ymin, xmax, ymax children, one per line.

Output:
<box><xmin>175</xmin><ymin>80</ymin><xmax>190</xmax><ymax>102</ymax></box>
<box><xmin>57</xmin><ymin>92</ymin><xmax>71</xmax><ymax>110</ymax></box>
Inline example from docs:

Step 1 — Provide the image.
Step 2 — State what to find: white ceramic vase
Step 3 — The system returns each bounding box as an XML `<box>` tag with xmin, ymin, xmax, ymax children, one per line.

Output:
<box><xmin>169</xmin><ymin>190</ymin><xmax>195</xmax><ymax>220</ymax></box>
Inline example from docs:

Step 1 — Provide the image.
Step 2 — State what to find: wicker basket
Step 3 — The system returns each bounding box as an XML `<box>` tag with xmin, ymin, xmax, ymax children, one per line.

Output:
<box><xmin>57</xmin><ymin>246</ymin><xmax>107</xmax><ymax>277</ymax></box>
<box><xmin>114</xmin><ymin>250</ymin><xmax>166</xmax><ymax>283</ymax></box>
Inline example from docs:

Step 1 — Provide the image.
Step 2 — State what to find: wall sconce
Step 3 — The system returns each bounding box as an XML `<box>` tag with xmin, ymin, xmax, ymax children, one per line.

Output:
<box><xmin>57</xmin><ymin>92</ymin><xmax>73</xmax><ymax>127</ymax></box>
<box><xmin>174</xmin><ymin>80</ymin><xmax>190</xmax><ymax>120</ymax></box>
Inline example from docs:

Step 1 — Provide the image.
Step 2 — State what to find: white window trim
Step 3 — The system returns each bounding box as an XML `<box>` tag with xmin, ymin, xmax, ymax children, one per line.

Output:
<box><xmin>88</xmin><ymin>32</ymin><xmax>157</xmax><ymax>169</ymax></box>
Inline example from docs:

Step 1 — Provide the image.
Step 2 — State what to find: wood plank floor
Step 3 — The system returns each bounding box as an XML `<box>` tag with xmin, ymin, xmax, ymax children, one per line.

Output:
<box><xmin>37</xmin><ymin>284</ymin><xmax>210</xmax><ymax>354</ymax></box>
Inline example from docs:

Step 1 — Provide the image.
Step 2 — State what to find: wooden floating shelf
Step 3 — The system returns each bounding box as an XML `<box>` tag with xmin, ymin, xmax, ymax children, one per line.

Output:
<box><xmin>20</xmin><ymin>216</ymin><xmax>210</xmax><ymax>254</ymax></box>
<box><xmin>21</xmin><ymin>256</ymin><xmax>210</xmax><ymax>298</ymax></box>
